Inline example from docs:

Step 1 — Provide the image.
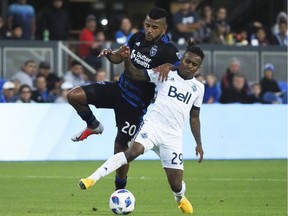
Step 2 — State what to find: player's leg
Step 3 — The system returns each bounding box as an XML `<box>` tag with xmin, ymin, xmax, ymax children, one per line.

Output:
<box><xmin>113</xmin><ymin>102</ymin><xmax>145</xmax><ymax>190</ymax></box>
<box><xmin>160</xmin><ymin>139</ymin><xmax>193</xmax><ymax>214</ymax></box>
<box><xmin>67</xmin><ymin>86</ymin><xmax>103</xmax><ymax>141</ymax></box>
<box><xmin>67</xmin><ymin>82</ymin><xmax>117</xmax><ymax>141</ymax></box>
<box><xmin>114</xmin><ymin>138</ymin><xmax>129</xmax><ymax>190</ymax></box>
<box><xmin>165</xmin><ymin>168</ymin><xmax>184</xmax><ymax>200</ymax></box>
<box><xmin>79</xmin><ymin>141</ymin><xmax>145</xmax><ymax>189</ymax></box>
<box><xmin>164</xmin><ymin>168</ymin><xmax>192</xmax><ymax>214</ymax></box>
<box><xmin>79</xmin><ymin>120</ymin><xmax>155</xmax><ymax>190</ymax></box>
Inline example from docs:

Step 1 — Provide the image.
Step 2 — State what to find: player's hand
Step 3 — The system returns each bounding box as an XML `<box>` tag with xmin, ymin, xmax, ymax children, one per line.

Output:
<box><xmin>195</xmin><ymin>145</ymin><xmax>204</xmax><ymax>163</ymax></box>
<box><xmin>98</xmin><ymin>48</ymin><xmax>113</xmax><ymax>57</ymax></box>
<box><xmin>119</xmin><ymin>46</ymin><xmax>130</xmax><ymax>59</ymax></box>
<box><xmin>152</xmin><ymin>63</ymin><xmax>173</xmax><ymax>82</ymax></box>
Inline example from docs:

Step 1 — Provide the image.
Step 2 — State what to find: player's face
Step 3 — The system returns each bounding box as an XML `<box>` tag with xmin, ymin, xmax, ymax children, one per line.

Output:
<box><xmin>179</xmin><ymin>52</ymin><xmax>202</xmax><ymax>80</ymax></box>
<box><xmin>144</xmin><ymin>16</ymin><xmax>167</xmax><ymax>41</ymax></box>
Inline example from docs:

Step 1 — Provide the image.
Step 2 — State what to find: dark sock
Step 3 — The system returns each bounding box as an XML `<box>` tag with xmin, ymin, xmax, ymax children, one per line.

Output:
<box><xmin>115</xmin><ymin>176</ymin><xmax>127</xmax><ymax>190</ymax></box>
<box><xmin>77</xmin><ymin>110</ymin><xmax>99</xmax><ymax>129</ymax></box>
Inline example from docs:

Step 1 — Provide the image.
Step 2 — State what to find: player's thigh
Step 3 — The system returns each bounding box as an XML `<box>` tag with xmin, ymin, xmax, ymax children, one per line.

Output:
<box><xmin>81</xmin><ymin>81</ymin><xmax>120</xmax><ymax>108</ymax></box>
<box><xmin>114</xmin><ymin>101</ymin><xmax>146</xmax><ymax>147</ymax></box>
<box><xmin>159</xmin><ymin>137</ymin><xmax>184</xmax><ymax>170</ymax></box>
<box><xmin>132</xmin><ymin>120</ymin><xmax>158</xmax><ymax>153</ymax></box>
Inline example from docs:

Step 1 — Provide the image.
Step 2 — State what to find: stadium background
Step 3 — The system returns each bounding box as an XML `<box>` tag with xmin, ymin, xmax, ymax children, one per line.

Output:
<box><xmin>0</xmin><ymin>0</ymin><xmax>286</xmax><ymax>39</ymax></box>
<box><xmin>0</xmin><ymin>0</ymin><xmax>286</xmax><ymax>162</ymax></box>
<box><xmin>0</xmin><ymin>1</ymin><xmax>287</xmax><ymax>215</ymax></box>
<box><xmin>0</xmin><ymin>0</ymin><xmax>287</xmax><ymax>82</ymax></box>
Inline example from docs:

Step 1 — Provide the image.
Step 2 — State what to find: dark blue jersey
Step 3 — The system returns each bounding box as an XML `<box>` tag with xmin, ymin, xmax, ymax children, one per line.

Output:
<box><xmin>118</xmin><ymin>30</ymin><xmax>181</xmax><ymax>109</ymax></box>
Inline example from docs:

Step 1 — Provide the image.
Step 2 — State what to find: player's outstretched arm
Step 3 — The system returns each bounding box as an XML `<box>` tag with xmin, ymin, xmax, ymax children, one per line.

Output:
<box><xmin>119</xmin><ymin>46</ymin><xmax>149</xmax><ymax>81</ymax></box>
<box><xmin>189</xmin><ymin>107</ymin><xmax>204</xmax><ymax>163</ymax></box>
<box><xmin>98</xmin><ymin>48</ymin><xmax>123</xmax><ymax>64</ymax></box>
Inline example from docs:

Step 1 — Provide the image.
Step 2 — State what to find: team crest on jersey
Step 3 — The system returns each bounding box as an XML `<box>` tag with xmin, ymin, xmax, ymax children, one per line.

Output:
<box><xmin>192</xmin><ymin>84</ymin><xmax>197</xmax><ymax>92</ymax></box>
<box><xmin>141</xmin><ymin>132</ymin><xmax>148</xmax><ymax>139</ymax></box>
<box><xmin>150</xmin><ymin>45</ymin><xmax>158</xmax><ymax>56</ymax></box>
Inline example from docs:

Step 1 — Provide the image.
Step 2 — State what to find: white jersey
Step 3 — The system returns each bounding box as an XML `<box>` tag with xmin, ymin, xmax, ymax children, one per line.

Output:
<box><xmin>144</xmin><ymin>69</ymin><xmax>204</xmax><ymax>135</ymax></box>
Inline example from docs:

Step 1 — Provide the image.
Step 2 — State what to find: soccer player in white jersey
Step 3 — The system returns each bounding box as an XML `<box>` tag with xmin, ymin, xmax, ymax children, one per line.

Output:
<box><xmin>79</xmin><ymin>40</ymin><xmax>205</xmax><ymax>214</ymax></box>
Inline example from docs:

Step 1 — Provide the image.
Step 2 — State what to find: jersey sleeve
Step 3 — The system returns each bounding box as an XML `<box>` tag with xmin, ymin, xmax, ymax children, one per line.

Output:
<box><xmin>145</xmin><ymin>69</ymin><xmax>160</xmax><ymax>84</ymax></box>
<box><xmin>127</xmin><ymin>32</ymin><xmax>138</xmax><ymax>49</ymax></box>
<box><xmin>165</xmin><ymin>43</ymin><xmax>182</xmax><ymax>65</ymax></box>
<box><xmin>193</xmin><ymin>84</ymin><xmax>205</xmax><ymax>108</ymax></box>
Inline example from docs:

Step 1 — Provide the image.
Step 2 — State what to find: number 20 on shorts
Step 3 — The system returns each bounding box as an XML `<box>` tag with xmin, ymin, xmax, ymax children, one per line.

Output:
<box><xmin>121</xmin><ymin>121</ymin><xmax>137</xmax><ymax>136</ymax></box>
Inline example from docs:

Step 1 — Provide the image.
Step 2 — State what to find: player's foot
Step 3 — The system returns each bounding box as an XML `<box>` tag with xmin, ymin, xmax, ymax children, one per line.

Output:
<box><xmin>178</xmin><ymin>197</ymin><xmax>193</xmax><ymax>214</ymax></box>
<box><xmin>71</xmin><ymin>123</ymin><xmax>104</xmax><ymax>142</ymax></box>
<box><xmin>79</xmin><ymin>178</ymin><xmax>96</xmax><ymax>190</ymax></box>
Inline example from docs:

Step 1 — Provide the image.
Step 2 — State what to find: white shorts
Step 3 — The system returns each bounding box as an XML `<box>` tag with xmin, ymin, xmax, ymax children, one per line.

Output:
<box><xmin>133</xmin><ymin>120</ymin><xmax>184</xmax><ymax>170</ymax></box>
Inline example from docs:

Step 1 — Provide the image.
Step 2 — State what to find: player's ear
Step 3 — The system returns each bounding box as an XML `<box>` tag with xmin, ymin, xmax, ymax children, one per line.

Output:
<box><xmin>163</xmin><ymin>23</ymin><xmax>168</xmax><ymax>32</ymax></box>
<box><xmin>198</xmin><ymin>59</ymin><xmax>204</xmax><ymax>69</ymax></box>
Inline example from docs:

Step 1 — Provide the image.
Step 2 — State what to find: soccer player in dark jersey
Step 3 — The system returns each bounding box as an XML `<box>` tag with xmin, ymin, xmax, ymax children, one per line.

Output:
<box><xmin>67</xmin><ymin>8</ymin><xmax>181</xmax><ymax>190</ymax></box>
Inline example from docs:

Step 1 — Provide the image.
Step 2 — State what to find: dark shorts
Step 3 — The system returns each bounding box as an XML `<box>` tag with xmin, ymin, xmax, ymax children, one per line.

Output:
<box><xmin>81</xmin><ymin>81</ymin><xmax>145</xmax><ymax>147</ymax></box>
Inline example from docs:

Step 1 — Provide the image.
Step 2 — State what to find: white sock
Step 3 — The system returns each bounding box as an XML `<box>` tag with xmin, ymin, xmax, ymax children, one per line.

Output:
<box><xmin>88</xmin><ymin>152</ymin><xmax>127</xmax><ymax>182</ymax></box>
<box><xmin>173</xmin><ymin>181</ymin><xmax>186</xmax><ymax>203</ymax></box>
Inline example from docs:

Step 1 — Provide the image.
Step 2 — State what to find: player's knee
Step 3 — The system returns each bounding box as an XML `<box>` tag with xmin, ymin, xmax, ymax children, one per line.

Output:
<box><xmin>124</xmin><ymin>150</ymin><xmax>136</xmax><ymax>162</ymax></box>
<box><xmin>124</xmin><ymin>149</ymin><xmax>139</xmax><ymax>162</ymax></box>
<box><xmin>66</xmin><ymin>88</ymin><xmax>76</xmax><ymax>104</ymax></box>
<box><xmin>115</xmin><ymin>143</ymin><xmax>128</xmax><ymax>154</ymax></box>
<box><xmin>124</xmin><ymin>143</ymin><xmax>144</xmax><ymax>162</ymax></box>
<box><xmin>67</xmin><ymin>87</ymin><xmax>86</xmax><ymax>105</ymax></box>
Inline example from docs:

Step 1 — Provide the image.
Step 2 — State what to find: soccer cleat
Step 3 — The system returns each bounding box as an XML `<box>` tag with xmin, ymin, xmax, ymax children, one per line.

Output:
<box><xmin>79</xmin><ymin>178</ymin><xmax>96</xmax><ymax>190</ymax></box>
<box><xmin>71</xmin><ymin>123</ymin><xmax>104</xmax><ymax>142</ymax></box>
<box><xmin>178</xmin><ymin>197</ymin><xmax>193</xmax><ymax>214</ymax></box>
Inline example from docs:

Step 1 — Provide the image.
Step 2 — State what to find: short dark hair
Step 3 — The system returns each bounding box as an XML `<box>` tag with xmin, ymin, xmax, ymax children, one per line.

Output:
<box><xmin>148</xmin><ymin>8</ymin><xmax>168</xmax><ymax>20</ymax></box>
<box><xmin>251</xmin><ymin>82</ymin><xmax>261</xmax><ymax>88</ymax></box>
<box><xmin>24</xmin><ymin>59</ymin><xmax>36</xmax><ymax>66</ymax></box>
<box><xmin>185</xmin><ymin>39</ymin><xmax>205</xmax><ymax>60</ymax></box>
<box><xmin>36</xmin><ymin>74</ymin><xmax>46</xmax><ymax>80</ymax></box>
<box><xmin>39</xmin><ymin>61</ymin><xmax>51</xmax><ymax>69</ymax></box>
<box><xmin>12</xmin><ymin>24</ymin><xmax>22</xmax><ymax>30</ymax></box>
<box><xmin>19</xmin><ymin>84</ymin><xmax>32</xmax><ymax>93</ymax></box>
<box><xmin>279</xmin><ymin>19</ymin><xmax>287</xmax><ymax>25</ymax></box>
<box><xmin>233</xmin><ymin>72</ymin><xmax>246</xmax><ymax>79</ymax></box>
<box><xmin>71</xmin><ymin>60</ymin><xmax>82</xmax><ymax>67</ymax></box>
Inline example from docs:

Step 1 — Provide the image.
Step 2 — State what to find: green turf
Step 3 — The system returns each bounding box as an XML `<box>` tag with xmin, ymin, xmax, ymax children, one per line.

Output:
<box><xmin>0</xmin><ymin>160</ymin><xmax>286</xmax><ymax>216</ymax></box>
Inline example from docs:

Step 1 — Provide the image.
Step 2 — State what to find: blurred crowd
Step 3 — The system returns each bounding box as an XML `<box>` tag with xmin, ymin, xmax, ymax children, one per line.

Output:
<box><xmin>0</xmin><ymin>59</ymin><xmax>113</xmax><ymax>104</ymax></box>
<box><xmin>0</xmin><ymin>0</ymin><xmax>286</xmax><ymax>46</ymax></box>
<box><xmin>0</xmin><ymin>0</ymin><xmax>287</xmax><ymax>104</ymax></box>
<box><xmin>0</xmin><ymin>57</ymin><xmax>286</xmax><ymax>104</ymax></box>
<box><xmin>195</xmin><ymin>59</ymin><xmax>287</xmax><ymax>104</ymax></box>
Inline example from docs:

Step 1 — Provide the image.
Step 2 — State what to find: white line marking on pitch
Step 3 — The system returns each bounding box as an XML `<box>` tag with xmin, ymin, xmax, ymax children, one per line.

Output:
<box><xmin>0</xmin><ymin>175</ymin><xmax>286</xmax><ymax>182</ymax></box>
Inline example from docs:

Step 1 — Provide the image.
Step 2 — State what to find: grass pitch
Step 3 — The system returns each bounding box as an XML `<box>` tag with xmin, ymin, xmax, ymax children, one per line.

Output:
<box><xmin>0</xmin><ymin>160</ymin><xmax>286</xmax><ymax>216</ymax></box>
